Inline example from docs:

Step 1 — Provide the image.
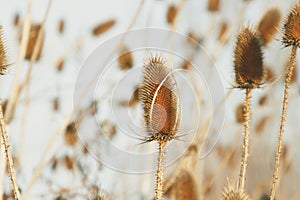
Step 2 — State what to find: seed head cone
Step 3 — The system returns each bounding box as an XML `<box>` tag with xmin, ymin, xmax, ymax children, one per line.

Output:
<box><xmin>0</xmin><ymin>25</ymin><xmax>8</xmax><ymax>75</ymax></box>
<box><xmin>220</xmin><ymin>182</ymin><xmax>252</xmax><ymax>200</ymax></box>
<box><xmin>140</xmin><ymin>56</ymin><xmax>180</xmax><ymax>142</ymax></box>
<box><xmin>234</xmin><ymin>27</ymin><xmax>264</xmax><ymax>89</ymax></box>
<box><xmin>283</xmin><ymin>3</ymin><xmax>300</xmax><ymax>47</ymax></box>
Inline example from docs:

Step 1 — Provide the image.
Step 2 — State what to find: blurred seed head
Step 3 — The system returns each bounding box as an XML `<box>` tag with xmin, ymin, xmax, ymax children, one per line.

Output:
<box><xmin>167</xmin><ymin>5</ymin><xmax>177</xmax><ymax>24</ymax></box>
<box><xmin>208</xmin><ymin>0</ymin><xmax>221</xmax><ymax>12</ymax></box>
<box><xmin>64</xmin><ymin>122</ymin><xmax>78</xmax><ymax>146</ymax></box>
<box><xmin>0</xmin><ymin>25</ymin><xmax>9</xmax><ymax>75</ymax></box>
<box><xmin>165</xmin><ymin>170</ymin><xmax>198</xmax><ymax>200</ymax></box>
<box><xmin>118</xmin><ymin>46</ymin><xmax>134</xmax><ymax>71</ymax></box>
<box><xmin>258</xmin><ymin>8</ymin><xmax>282</xmax><ymax>45</ymax></box>
<box><xmin>234</xmin><ymin>27</ymin><xmax>264</xmax><ymax>89</ymax></box>
<box><xmin>58</xmin><ymin>19</ymin><xmax>65</xmax><ymax>34</ymax></box>
<box><xmin>13</xmin><ymin>13</ymin><xmax>20</xmax><ymax>27</ymax></box>
<box><xmin>236</xmin><ymin>103</ymin><xmax>246</xmax><ymax>124</ymax></box>
<box><xmin>140</xmin><ymin>56</ymin><xmax>180</xmax><ymax>142</ymax></box>
<box><xmin>24</xmin><ymin>23</ymin><xmax>44</xmax><ymax>61</ymax></box>
<box><xmin>283</xmin><ymin>3</ymin><xmax>300</xmax><ymax>47</ymax></box>
<box><xmin>57</xmin><ymin>57</ymin><xmax>65</xmax><ymax>72</ymax></box>
<box><xmin>101</xmin><ymin>120</ymin><xmax>116</xmax><ymax>140</ymax></box>
<box><xmin>92</xmin><ymin>19</ymin><xmax>116</xmax><ymax>36</ymax></box>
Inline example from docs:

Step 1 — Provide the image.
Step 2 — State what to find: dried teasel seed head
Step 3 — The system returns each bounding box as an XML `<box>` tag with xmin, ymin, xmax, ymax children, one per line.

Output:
<box><xmin>167</xmin><ymin>5</ymin><xmax>177</xmax><ymax>24</ymax></box>
<box><xmin>64</xmin><ymin>122</ymin><xmax>78</xmax><ymax>146</ymax></box>
<box><xmin>118</xmin><ymin>46</ymin><xmax>134</xmax><ymax>71</ymax></box>
<box><xmin>24</xmin><ymin>23</ymin><xmax>44</xmax><ymax>61</ymax></box>
<box><xmin>208</xmin><ymin>0</ymin><xmax>220</xmax><ymax>12</ymax></box>
<box><xmin>92</xmin><ymin>19</ymin><xmax>116</xmax><ymax>36</ymax></box>
<box><xmin>140</xmin><ymin>56</ymin><xmax>180</xmax><ymax>142</ymax></box>
<box><xmin>0</xmin><ymin>25</ymin><xmax>9</xmax><ymax>75</ymax></box>
<box><xmin>283</xmin><ymin>3</ymin><xmax>300</xmax><ymax>47</ymax></box>
<box><xmin>53</xmin><ymin>97</ymin><xmax>60</xmax><ymax>112</ymax></box>
<box><xmin>234</xmin><ymin>27</ymin><xmax>264</xmax><ymax>89</ymax></box>
<box><xmin>165</xmin><ymin>170</ymin><xmax>198</xmax><ymax>200</ymax></box>
<box><xmin>219</xmin><ymin>181</ymin><xmax>252</xmax><ymax>200</ymax></box>
<box><xmin>258</xmin><ymin>8</ymin><xmax>282</xmax><ymax>45</ymax></box>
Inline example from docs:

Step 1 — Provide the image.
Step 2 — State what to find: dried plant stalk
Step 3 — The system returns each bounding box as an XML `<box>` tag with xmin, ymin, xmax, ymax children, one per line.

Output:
<box><xmin>270</xmin><ymin>3</ymin><xmax>300</xmax><ymax>199</ymax></box>
<box><xmin>238</xmin><ymin>88</ymin><xmax>252</xmax><ymax>192</ymax></box>
<box><xmin>0</xmin><ymin>102</ymin><xmax>21</xmax><ymax>200</ymax></box>
<box><xmin>140</xmin><ymin>56</ymin><xmax>180</xmax><ymax>200</ymax></box>
<box><xmin>233</xmin><ymin>27</ymin><xmax>264</xmax><ymax>192</ymax></box>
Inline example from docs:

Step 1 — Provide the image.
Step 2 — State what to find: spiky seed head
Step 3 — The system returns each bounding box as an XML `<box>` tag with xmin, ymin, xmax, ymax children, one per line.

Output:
<box><xmin>139</xmin><ymin>56</ymin><xmax>180</xmax><ymax>142</ymax></box>
<box><xmin>283</xmin><ymin>3</ymin><xmax>300</xmax><ymax>47</ymax></box>
<box><xmin>258</xmin><ymin>8</ymin><xmax>282</xmax><ymax>45</ymax></box>
<box><xmin>219</xmin><ymin>181</ymin><xmax>252</xmax><ymax>200</ymax></box>
<box><xmin>0</xmin><ymin>25</ymin><xmax>9</xmax><ymax>75</ymax></box>
<box><xmin>234</xmin><ymin>27</ymin><xmax>264</xmax><ymax>89</ymax></box>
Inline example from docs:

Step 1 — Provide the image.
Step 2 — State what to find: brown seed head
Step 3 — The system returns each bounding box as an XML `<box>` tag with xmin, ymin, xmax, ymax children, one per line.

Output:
<box><xmin>283</xmin><ymin>3</ymin><xmax>300</xmax><ymax>47</ymax></box>
<box><xmin>140</xmin><ymin>56</ymin><xmax>180</xmax><ymax>142</ymax></box>
<box><xmin>13</xmin><ymin>13</ymin><xmax>20</xmax><ymax>27</ymax></box>
<box><xmin>58</xmin><ymin>19</ymin><xmax>65</xmax><ymax>34</ymax></box>
<box><xmin>53</xmin><ymin>97</ymin><xmax>60</xmax><ymax>112</ymax></box>
<box><xmin>234</xmin><ymin>27</ymin><xmax>264</xmax><ymax>89</ymax></box>
<box><xmin>118</xmin><ymin>46</ymin><xmax>134</xmax><ymax>71</ymax></box>
<box><xmin>64</xmin><ymin>122</ymin><xmax>78</xmax><ymax>146</ymax></box>
<box><xmin>92</xmin><ymin>19</ymin><xmax>116</xmax><ymax>36</ymax></box>
<box><xmin>219</xmin><ymin>21</ymin><xmax>228</xmax><ymax>42</ymax></box>
<box><xmin>57</xmin><ymin>57</ymin><xmax>65</xmax><ymax>72</ymax></box>
<box><xmin>165</xmin><ymin>170</ymin><xmax>198</xmax><ymax>200</ymax></box>
<box><xmin>236</xmin><ymin>103</ymin><xmax>246</xmax><ymax>124</ymax></box>
<box><xmin>258</xmin><ymin>8</ymin><xmax>282</xmax><ymax>45</ymax></box>
<box><xmin>220</xmin><ymin>182</ymin><xmax>252</xmax><ymax>200</ymax></box>
<box><xmin>208</xmin><ymin>0</ymin><xmax>220</xmax><ymax>12</ymax></box>
<box><xmin>25</xmin><ymin>23</ymin><xmax>44</xmax><ymax>61</ymax></box>
<box><xmin>0</xmin><ymin>25</ymin><xmax>9</xmax><ymax>75</ymax></box>
<box><xmin>167</xmin><ymin>5</ymin><xmax>177</xmax><ymax>24</ymax></box>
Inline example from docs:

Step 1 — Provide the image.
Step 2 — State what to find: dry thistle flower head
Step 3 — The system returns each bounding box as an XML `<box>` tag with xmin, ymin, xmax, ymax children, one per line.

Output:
<box><xmin>140</xmin><ymin>56</ymin><xmax>180</xmax><ymax>142</ymax></box>
<box><xmin>118</xmin><ymin>46</ymin><xmax>134</xmax><ymax>71</ymax></box>
<box><xmin>165</xmin><ymin>170</ymin><xmax>198</xmax><ymax>200</ymax></box>
<box><xmin>25</xmin><ymin>23</ymin><xmax>44</xmax><ymax>61</ymax></box>
<box><xmin>220</xmin><ymin>181</ymin><xmax>252</xmax><ymax>200</ymax></box>
<box><xmin>234</xmin><ymin>27</ymin><xmax>264</xmax><ymax>89</ymax></box>
<box><xmin>283</xmin><ymin>3</ymin><xmax>300</xmax><ymax>47</ymax></box>
<box><xmin>258</xmin><ymin>8</ymin><xmax>282</xmax><ymax>45</ymax></box>
<box><xmin>92</xmin><ymin>19</ymin><xmax>116</xmax><ymax>36</ymax></box>
<box><xmin>0</xmin><ymin>25</ymin><xmax>9</xmax><ymax>75</ymax></box>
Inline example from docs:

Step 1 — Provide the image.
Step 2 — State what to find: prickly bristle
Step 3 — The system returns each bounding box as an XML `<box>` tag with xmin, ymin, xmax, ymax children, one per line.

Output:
<box><xmin>234</xmin><ymin>27</ymin><xmax>264</xmax><ymax>89</ymax></box>
<box><xmin>165</xmin><ymin>170</ymin><xmax>198</xmax><ymax>200</ymax></box>
<box><xmin>140</xmin><ymin>56</ymin><xmax>180</xmax><ymax>142</ymax></box>
<box><xmin>283</xmin><ymin>3</ymin><xmax>300</xmax><ymax>47</ymax></box>
<box><xmin>0</xmin><ymin>25</ymin><xmax>9</xmax><ymax>75</ymax></box>
<box><xmin>219</xmin><ymin>182</ymin><xmax>252</xmax><ymax>200</ymax></box>
<box><xmin>258</xmin><ymin>8</ymin><xmax>282</xmax><ymax>45</ymax></box>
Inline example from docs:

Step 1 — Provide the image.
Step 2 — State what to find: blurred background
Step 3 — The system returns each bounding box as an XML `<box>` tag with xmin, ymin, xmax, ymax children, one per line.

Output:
<box><xmin>0</xmin><ymin>0</ymin><xmax>300</xmax><ymax>199</ymax></box>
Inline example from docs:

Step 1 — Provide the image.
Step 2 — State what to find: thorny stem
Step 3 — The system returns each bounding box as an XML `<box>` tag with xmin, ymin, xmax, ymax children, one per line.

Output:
<box><xmin>155</xmin><ymin>141</ymin><xmax>167</xmax><ymax>200</ymax></box>
<box><xmin>238</xmin><ymin>88</ymin><xmax>252</xmax><ymax>192</ymax></box>
<box><xmin>269</xmin><ymin>45</ymin><xmax>298</xmax><ymax>200</ymax></box>
<box><xmin>0</xmin><ymin>101</ymin><xmax>21</xmax><ymax>200</ymax></box>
